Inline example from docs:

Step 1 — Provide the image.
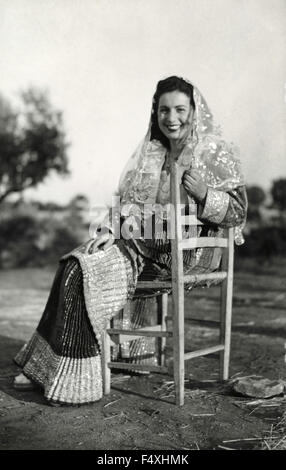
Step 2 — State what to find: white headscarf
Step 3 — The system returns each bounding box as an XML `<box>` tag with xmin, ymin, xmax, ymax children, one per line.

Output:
<box><xmin>118</xmin><ymin>78</ymin><xmax>246</xmax><ymax>244</ymax></box>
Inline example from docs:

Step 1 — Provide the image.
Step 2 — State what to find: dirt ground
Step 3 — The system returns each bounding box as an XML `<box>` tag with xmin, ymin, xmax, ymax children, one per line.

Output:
<box><xmin>0</xmin><ymin>257</ymin><xmax>285</xmax><ymax>450</ymax></box>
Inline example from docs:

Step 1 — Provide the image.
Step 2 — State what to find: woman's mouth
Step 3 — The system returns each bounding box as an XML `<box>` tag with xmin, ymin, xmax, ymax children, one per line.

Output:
<box><xmin>165</xmin><ymin>124</ymin><xmax>181</xmax><ymax>132</ymax></box>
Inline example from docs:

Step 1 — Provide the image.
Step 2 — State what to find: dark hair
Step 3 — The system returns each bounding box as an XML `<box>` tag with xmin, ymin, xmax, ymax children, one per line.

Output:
<box><xmin>150</xmin><ymin>76</ymin><xmax>195</xmax><ymax>148</ymax></box>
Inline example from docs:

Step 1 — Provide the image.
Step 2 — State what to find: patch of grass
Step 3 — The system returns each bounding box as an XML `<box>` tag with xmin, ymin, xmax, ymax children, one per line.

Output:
<box><xmin>259</xmin><ymin>411</ymin><xmax>286</xmax><ymax>450</ymax></box>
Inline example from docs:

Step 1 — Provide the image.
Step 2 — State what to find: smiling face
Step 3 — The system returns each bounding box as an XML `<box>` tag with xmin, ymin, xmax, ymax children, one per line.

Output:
<box><xmin>157</xmin><ymin>91</ymin><xmax>193</xmax><ymax>143</ymax></box>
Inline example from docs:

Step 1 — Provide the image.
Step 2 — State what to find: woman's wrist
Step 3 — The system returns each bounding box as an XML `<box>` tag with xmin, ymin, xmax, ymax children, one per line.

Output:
<box><xmin>196</xmin><ymin>186</ymin><xmax>208</xmax><ymax>203</ymax></box>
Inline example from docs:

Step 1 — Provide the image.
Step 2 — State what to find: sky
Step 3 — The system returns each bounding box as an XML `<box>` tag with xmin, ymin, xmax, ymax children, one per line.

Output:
<box><xmin>0</xmin><ymin>0</ymin><xmax>285</xmax><ymax>208</ymax></box>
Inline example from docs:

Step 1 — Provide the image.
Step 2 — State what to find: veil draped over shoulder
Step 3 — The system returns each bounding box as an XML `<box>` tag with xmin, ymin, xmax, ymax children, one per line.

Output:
<box><xmin>117</xmin><ymin>79</ymin><xmax>246</xmax><ymax>245</ymax></box>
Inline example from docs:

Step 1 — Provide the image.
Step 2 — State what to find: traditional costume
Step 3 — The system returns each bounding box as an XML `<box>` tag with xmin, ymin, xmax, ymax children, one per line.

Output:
<box><xmin>14</xmin><ymin>79</ymin><xmax>247</xmax><ymax>405</ymax></box>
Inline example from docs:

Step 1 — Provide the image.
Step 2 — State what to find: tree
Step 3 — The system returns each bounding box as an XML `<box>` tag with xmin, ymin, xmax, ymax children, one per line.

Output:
<box><xmin>246</xmin><ymin>185</ymin><xmax>266</xmax><ymax>221</ymax></box>
<box><xmin>271</xmin><ymin>179</ymin><xmax>286</xmax><ymax>213</ymax></box>
<box><xmin>68</xmin><ymin>194</ymin><xmax>89</xmax><ymax>212</ymax></box>
<box><xmin>0</xmin><ymin>88</ymin><xmax>69</xmax><ymax>204</ymax></box>
<box><xmin>65</xmin><ymin>194</ymin><xmax>89</xmax><ymax>242</ymax></box>
<box><xmin>247</xmin><ymin>185</ymin><xmax>266</xmax><ymax>207</ymax></box>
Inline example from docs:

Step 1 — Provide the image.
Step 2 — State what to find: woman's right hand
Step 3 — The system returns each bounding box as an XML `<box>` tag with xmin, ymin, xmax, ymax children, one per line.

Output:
<box><xmin>83</xmin><ymin>232</ymin><xmax>115</xmax><ymax>254</ymax></box>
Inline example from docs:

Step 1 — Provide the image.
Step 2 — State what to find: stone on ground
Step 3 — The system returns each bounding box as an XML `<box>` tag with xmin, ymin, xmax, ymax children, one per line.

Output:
<box><xmin>233</xmin><ymin>375</ymin><xmax>285</xmax><ymax>398</ymax></box>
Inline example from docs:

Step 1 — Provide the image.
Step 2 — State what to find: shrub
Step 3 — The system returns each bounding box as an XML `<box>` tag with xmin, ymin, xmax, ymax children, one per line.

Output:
<box><xmin>237</xmin><ymin>226</ymin><xmax>286</xmax><ymax>258</ymax></box>
<box><xmin>0</xmin><ymin>214</ymin><xmax>83</xmax><ymax>268</ymax></box>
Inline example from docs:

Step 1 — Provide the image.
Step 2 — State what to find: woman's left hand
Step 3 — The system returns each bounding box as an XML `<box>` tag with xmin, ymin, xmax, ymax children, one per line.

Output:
<box><xmin>182</xmin><ymin>169</ymin><xmax>207</xmax><ymax>202</ymax></box>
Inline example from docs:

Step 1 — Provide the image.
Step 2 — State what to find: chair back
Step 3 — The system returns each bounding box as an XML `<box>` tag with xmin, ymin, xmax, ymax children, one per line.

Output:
<box><xmin>170</xmin><ymin>161</ymin><xmax>234</xmax><ymax>286</ymax></box>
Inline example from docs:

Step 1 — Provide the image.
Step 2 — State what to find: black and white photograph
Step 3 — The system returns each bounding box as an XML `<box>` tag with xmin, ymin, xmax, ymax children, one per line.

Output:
<box><xmin>0</xmin><ymin>0</ymin><xmax>285</xmax><ymax>453</ymax></box>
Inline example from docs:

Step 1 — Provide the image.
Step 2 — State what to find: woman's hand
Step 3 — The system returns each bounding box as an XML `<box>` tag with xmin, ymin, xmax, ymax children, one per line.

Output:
<box><xmin>83</xmin><ymin>232</ymin><xmax>115</xmax><ymax>254</ymax></box>
<box><xmin>182</xmin><ymin>169</ymin><xmax>207</xmax><ymax>203</ymax></box>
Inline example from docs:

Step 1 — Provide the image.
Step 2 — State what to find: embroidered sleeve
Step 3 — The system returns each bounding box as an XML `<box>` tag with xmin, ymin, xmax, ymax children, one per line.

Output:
<box><xmin>198</xmin><ymin>186</ymin><xmax>247</xmax><ymax>228</ymax></box>
<box><xmin>218</xmin><ymin>186</ymin><xmax>248</xmax><ymax>228</ymax></box>
<box><xmin>199</xmin><ymin>188</ymin><xmax>230</xmax><ymax>224</ymax></box>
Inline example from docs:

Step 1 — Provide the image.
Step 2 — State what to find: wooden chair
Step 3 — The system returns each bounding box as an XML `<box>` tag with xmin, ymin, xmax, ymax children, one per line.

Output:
<box><xmin>102</xmin><ymin>161</ymin><xmax>234</xmax><ymax>406</ymax></box>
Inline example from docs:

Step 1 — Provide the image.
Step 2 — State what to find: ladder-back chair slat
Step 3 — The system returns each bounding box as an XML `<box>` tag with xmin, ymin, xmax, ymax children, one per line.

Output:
<box><xmin>180</xmin><ymin>237</ymin><xmax>229</xmax><ymax>250</ymax></box>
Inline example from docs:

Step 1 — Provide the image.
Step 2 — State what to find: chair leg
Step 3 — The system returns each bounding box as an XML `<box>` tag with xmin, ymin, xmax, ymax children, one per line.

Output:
<box><xmin>101</xmin><ymin>326</ymin><xmax>111</xmax><ymax>395</ymax></box>
<box><xmin>220</xmin><ymin>286</ymin><xmax>233</xmax><ymax>380</ymax></box>
<box><xmin>172</xmin><ymin>284</ymin><xmax>185</xmax><ymax>406</ymax></box>
<box><xmin>157</xmin><ymin>293</ymin><xmax>168</xmax><ymax>366</ymax></box>
<box><xmin>220</xmin><ymin>238</ymin><xmax>234</xmax><ymax>380</ymax></box>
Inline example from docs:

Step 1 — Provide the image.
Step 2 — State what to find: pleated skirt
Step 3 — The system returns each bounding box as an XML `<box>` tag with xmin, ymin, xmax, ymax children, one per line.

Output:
<box><xmin>14</xmin><ymin>234</ymin><xmax>221</xmax><ymax>405</ymax></box>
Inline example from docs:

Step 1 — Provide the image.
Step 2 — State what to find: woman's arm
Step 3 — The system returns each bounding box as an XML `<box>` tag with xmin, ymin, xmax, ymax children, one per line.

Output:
<box><xmin>198</xmin><ymin>185</ymin><xmax>247</xmax><ymax>228</ymax></box>
<box><xmin>182</xmin><ymin>168</ymin><xmax>247</xmax><ymax>228</ymax></box>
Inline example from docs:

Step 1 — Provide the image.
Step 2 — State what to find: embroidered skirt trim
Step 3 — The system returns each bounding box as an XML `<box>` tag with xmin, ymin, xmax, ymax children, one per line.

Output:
<box><xmin>14</xmin><ymin>331</ymin><xmax>103</xmax><ymax>404</ymax></box>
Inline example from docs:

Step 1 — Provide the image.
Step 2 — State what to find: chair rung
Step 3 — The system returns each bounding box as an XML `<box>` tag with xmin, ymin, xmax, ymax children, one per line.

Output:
<box><xmin>136</xmin><ymin>271</ymin><xmax>227</xmax><ymax>290</ymax></box>
<box><xmin>165</xmin><ymin>316</ymin><xmax>220</xmax><ymax>328</ymax></box>
<box><xmin>183</xmin><ymin>271</ymin><xmax>227</xmax><ymax>283</ymax></box>
<box><xmin>187</xmin><ymin>317</ymin><xmax>220</xmax><ymax>326</ymax></box>
<box><xmin>184</xmin><ymin>344</ymin><xmax>224</xmax><ymax>360</ymax></box>
<box><xmin>107</xmin><ymin>328</ymin><xmax>171</xmax><ymax>338</ymax></box>
<box><xmin>136</xmin><ymin>280</ymin><xmax>172</xmax><ymax>289</ymax></box>
<box><xmin>108</xmin><ymin>362</ymin><xmax>168</xmax><ymax>373</ymax></box>
<box><xmin>180</xmin><ymin>237</ymin><xmax>228</xmax><ymax>250</ymax></box>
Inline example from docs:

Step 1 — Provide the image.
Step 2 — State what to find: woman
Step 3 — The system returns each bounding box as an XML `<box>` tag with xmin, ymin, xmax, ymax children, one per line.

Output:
<box><xmin>13</xmin><ymin>76</ymin><xmax>247</xmax><ymax>405</ymax></box>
